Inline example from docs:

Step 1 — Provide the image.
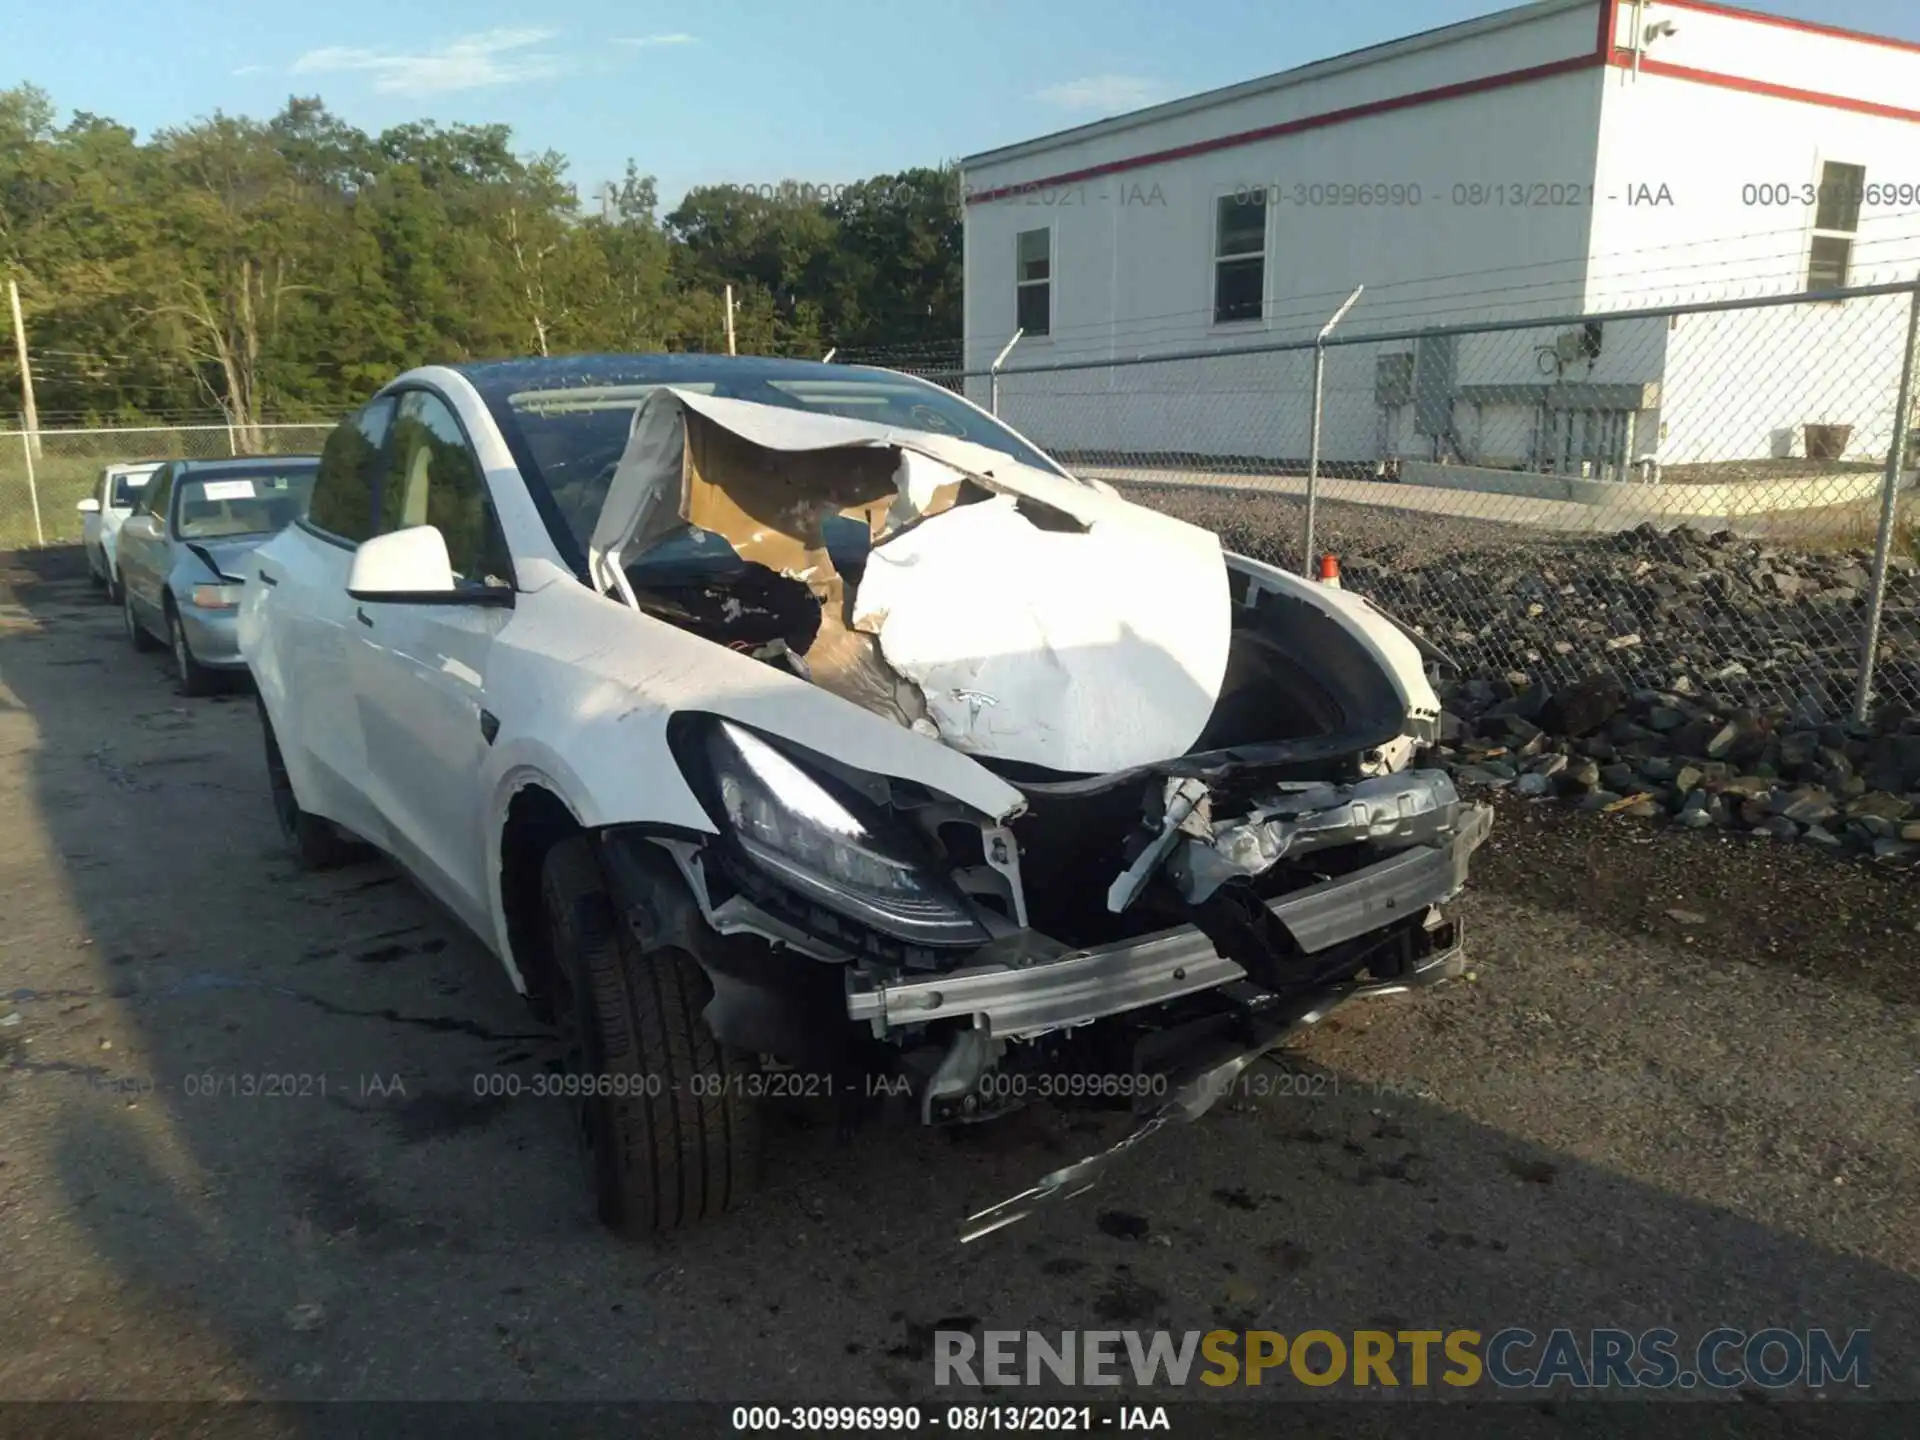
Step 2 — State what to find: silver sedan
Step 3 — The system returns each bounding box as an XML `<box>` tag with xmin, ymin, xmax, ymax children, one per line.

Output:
<box><xmin>118</xmin><ymin>456</ymin><xmax>320</xmax><ymax>694</ymax></box>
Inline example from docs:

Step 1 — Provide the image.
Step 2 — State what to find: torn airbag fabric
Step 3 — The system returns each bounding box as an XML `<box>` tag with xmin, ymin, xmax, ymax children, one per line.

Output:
<box><xmin>588</xmin><ymin>388</ymin><xmax>1235</xmax><ymax>774</ymax></box>
<box><xmin>852</xmin><ymin>493</ymin><xmax>1231</xmax><ymax>774</ymax></box>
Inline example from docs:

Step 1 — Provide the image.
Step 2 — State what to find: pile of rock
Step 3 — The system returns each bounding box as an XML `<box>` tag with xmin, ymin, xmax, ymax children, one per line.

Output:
<box><xmin>1431</xmin><ymin>671</ymin><xmax>1920</xmax><ymax>866</ymax></box>
<box><xmin>1136</xmin><ymin>483</ymin><xmax>1920</xmax><ymax>858</ymax></box>
<box><xmin>1343</xmin><ymin>521</ymin><xmax>1920</xmax><ymax>719</ymax></box>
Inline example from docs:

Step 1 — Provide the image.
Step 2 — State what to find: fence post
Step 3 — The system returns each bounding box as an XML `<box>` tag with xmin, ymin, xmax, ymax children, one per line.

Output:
<box><xmin>989</xmin><ymin>329</ymin><xmax>1024</xmax><ymax>416</ymax></box>
<box><xmin>19</xmin><ymin>429</ymin><xmax>43</xmax><ymax>546</ymax></box>
<box><xmin>1301</xmin><ymin>284</ymin><xmax>1364</xmax><ymax>574</ymax></box>
<box><xmin>1851</xmin><ymin>281</ymin><xmax>1920</xmax><ymax>724</ymax></box>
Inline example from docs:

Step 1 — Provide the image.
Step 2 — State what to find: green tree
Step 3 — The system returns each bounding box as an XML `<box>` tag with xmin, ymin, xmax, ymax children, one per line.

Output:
<box><xmin>826</xmin><ymin>165</ymin><xmax>962</xmax><ymax>349</ymax></box>
<box><xmin>138</xmin><ymin>113</ymin><xmax>322</xmax><ymax>445</ymax></box>
<box><xmin>0</xmin><ymin>87</ymin><xmax>969</xmax><ymax>427</ymax></box>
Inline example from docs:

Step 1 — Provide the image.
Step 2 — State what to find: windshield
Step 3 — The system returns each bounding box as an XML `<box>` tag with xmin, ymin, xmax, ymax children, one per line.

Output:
<box><xmin>485</xmin><ymin>369</ymin><xmax>1065</xmax><ymax>555</ymax></box>
<box><xmin>109</xmin><ymin>471</ymin><xmax>154</xmax><ymax>508</ymax></box>
<box><xmin>173</xmin><ymin>467</ymin><xmax>317</xmax><ymax>539</ymax></box>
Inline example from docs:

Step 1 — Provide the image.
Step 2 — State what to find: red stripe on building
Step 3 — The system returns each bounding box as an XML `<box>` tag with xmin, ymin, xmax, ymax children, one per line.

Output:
<box><xmin>1619</xmin><ymin>54</ymin><xmax>1920</xmax><ymax>123</ymax></box>
<box><xmin>1657</xmin><ymin>0</ymin><xmax>1920</xmax><ymax>57</ymax></box>
<box><xmin>964</xmin><ymin>1</ymin><xmax>1920</xmax><ymax>206</ymax></box>
<box><xmin>965</xmin><ymin>54</ymin><xmax>1606</xmax><ymax>205</ymax></box>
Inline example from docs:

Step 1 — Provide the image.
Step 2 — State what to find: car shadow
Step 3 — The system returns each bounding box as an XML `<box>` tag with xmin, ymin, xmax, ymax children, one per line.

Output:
<box><xmin>1</xmin><ymin>543</ymin><xmax>1916</xmax><ymax>1419</ymax></box>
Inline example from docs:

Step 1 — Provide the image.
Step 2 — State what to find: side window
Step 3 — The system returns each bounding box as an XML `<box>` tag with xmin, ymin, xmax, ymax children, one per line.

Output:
<box><xmin>1807</xmin><ymin>159</ymin><xmax>1864</xmax><ymax>291</ymax></box>
<box><xmin>1213</xmin><ymin>193</ymin><xmax>1266</xmax><ymax>324</ymax></box>
<box><xmin>385</xmin><ymin>390</ymin><xmax>513</xmax><ymax>587</ymax></box>
<box><xmin>141</xmin><ymin>465</ymin><xmax>175</xmax><ymax>522</ymax></box>
<box><xmin>1015</xmin><ymin>227</ymin><xmax>1051</xmax><ymax>337</ymax></box>
<box><xmin>307</xmin><ymin>398</ymin><xmax>397</xmax><ymax>544</ymax></box>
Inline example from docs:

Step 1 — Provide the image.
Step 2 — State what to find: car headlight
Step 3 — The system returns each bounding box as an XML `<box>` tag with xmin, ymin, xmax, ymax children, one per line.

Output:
<box><xmin>705</xmin><ymin>720</ymin><xmax>986</xmax><ymax>948</ymax></box>
<box><xmin>190</xmin><ymin>583</ymin><xmax>243</xmax><ymax>611</ymax></box>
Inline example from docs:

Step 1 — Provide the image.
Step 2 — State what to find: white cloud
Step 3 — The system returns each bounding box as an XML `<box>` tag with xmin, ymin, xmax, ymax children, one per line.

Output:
<box><xmin>1034</xmin><ymin>74</ymin><xmax>1164</xmax><ymax>113</ymax></box>
<box><xmin>615</xmin><ymin>32</ymin><xmax>697</xmax><ymax>47</ymax></box>
<box><xmin>231</xmin><ymin>63</ymin><xmax>268</xmax><ymax>77</ymax></box>
<box><xmin>291</xmin><ymin>27</ymin><xmax>562</xmax><ymax>95</ymax></box>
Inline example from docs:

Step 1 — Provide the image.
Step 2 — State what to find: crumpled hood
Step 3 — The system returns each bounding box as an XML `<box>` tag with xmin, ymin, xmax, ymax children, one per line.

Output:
<box><xmin>184</xmin><ymin>535</ymin><xmax>271</xmax><ymax>581</ymax></box>
<box><xmin>587</xmin><ymin>389</ymin><xmax>1233</xmax><ymax>776</ymax></box>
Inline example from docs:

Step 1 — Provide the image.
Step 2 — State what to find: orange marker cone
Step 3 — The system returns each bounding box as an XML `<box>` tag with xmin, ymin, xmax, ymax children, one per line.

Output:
<box><xmin>1318</xmin><ymin>553</ymin><xmax>1342</xmax><ymax>588</ymax></box>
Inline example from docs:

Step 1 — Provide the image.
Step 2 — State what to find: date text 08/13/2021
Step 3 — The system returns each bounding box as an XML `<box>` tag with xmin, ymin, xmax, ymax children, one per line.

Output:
<box><xmin>730</xmin><ymin>1406</ymin><xmax>1170</xmax><ymax>1432</ymax></box>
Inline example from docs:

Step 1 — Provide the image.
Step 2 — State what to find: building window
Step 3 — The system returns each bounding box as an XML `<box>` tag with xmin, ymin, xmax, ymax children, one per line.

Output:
<box><xmin>1213</xmin><ymin>194</ymin><xmax>1266</xmax><ymax>324</ymax></box>
<box><xmin>1807</xmin><ymin>160</ymin><xmax>1864</xmax><ymax>291</ymax></box>
<box><xmin>1016</xmin><ymin>228</ymin><xmax>1051</xmax><ymax>336</ymax></box>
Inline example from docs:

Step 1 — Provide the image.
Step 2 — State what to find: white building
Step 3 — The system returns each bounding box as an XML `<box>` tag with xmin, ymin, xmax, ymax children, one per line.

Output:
<box><xmin>959</xmin><ymin>0</ymin><xmax>1920</xmax><ymax>474</ymax></box>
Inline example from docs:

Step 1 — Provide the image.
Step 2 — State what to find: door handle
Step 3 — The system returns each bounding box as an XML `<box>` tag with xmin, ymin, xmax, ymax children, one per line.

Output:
<box><xmin>356</xmin><ymin>606</ymin><xmax>374</xmax><ymax>627</ymax></box>
<box><xmin>258</xmin><ymin>569</ymin><xmax>279</xmax><ymax>587</ymax></box>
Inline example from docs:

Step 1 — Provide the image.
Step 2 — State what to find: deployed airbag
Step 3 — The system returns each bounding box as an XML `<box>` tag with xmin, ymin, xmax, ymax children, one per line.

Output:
<box><xmin>853</xmin><ymin>493</ymin><xmax>1231</xmax><ymax>773</ymax></box>
<box><xmin>589</xmin><ymin>388</ymin><xmax>1235</xmax><ymax>774</ymax></box>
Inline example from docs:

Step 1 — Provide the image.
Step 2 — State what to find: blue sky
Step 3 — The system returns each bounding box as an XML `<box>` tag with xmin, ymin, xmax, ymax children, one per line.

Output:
<box><xmin>9</xmin><ymin>0</ymin><xmax>1918</xmax><ymax>208</ymax></box>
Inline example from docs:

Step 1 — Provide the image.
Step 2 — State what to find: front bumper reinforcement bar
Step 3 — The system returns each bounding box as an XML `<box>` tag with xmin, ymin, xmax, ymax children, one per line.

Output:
<box><xmin>847</xmin><ymin>802</ymin><xmax>1491</xmax><ymax>1041</ymax></box>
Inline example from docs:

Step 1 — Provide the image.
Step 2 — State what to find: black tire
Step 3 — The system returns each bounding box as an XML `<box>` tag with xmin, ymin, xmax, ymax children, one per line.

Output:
<box><xmin>540</xmin><ymin>835</ymin><xmax>760</xmax><ymax>1234</ymax></box>
<box><xmin>104</xmin><ymin>566</ymin><xmax>121</xmax><ymax>605</ymax></box>
<box><xmin>258</xmin><ymin>698</ymin><xmax>357</xmax><ymax>870</ymax></box>
<box><xmin>87</xmin><ymin>559</ymin><xmax>105</xmax><ymax>591</ymax></box>
<box><xmin>168</xmin><ymin>606</ymin><xmax>221</xmax><ymax>697</ymax></box>
<box><xmin>123</xmin><ymin>584</ymin><xmax>160</xmax><ymax>652</ymax></box>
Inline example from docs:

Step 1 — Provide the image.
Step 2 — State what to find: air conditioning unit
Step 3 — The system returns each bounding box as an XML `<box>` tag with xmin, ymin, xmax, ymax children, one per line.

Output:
<box><xmin>1375</xmin><ymin>352</ymin><xmax>1414</xmax><ymax>407</ymax></box>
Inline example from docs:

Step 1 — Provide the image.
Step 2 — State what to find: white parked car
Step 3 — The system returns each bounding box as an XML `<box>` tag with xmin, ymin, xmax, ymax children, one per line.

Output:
<box><xmin>238</xmin><ymin>355</ymin><xmax>1489</xmax><ymax>1239</ymax></box>
<box><xmin>77</xmin><ymin>461</ymin><xmax>162</xmax><ymax>600</ymax></box>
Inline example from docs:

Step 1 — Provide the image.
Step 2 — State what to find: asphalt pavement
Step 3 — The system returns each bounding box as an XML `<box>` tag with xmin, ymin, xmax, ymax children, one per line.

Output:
<box><xmin>1</xmin><ymin>546</ymin><xmax>1914</xmax><ymax>1416</ymax></box>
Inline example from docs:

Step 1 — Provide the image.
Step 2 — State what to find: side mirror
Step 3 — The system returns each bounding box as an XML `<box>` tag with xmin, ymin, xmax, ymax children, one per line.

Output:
<box><xmin>346</xmin><ymin>525</ymin><xmax>514</xmax><ymax>606</ymax></box>
<box><xmin>77</xmin><ymin>497</ymin><xmax>101</xmax><ymax>514</ymax></box>
<box><xmin>348</xmin><ymin>525</ymin><xmax>456</xmax><ymax>600</ymax></box>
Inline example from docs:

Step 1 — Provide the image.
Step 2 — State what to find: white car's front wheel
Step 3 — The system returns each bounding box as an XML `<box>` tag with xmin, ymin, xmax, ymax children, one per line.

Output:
<box><xmin>540</xmin><ymin>836</ymin><xmax>761</xmax><ymax>1235</ymax></box>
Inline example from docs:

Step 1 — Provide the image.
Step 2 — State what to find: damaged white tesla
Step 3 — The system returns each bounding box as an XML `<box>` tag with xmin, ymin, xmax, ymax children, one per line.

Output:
<box><xmin>237</xmin><ymin>355</ymin><xmax>1490</xmax><ymax>1241</ymax></box>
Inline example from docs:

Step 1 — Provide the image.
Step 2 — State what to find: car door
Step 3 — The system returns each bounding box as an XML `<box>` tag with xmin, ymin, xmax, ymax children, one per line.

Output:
<box><xmin>348</xmin><ymin>386</ymin><xmax>516</xmax><ymax>937</ymax></box>
<box><xmin>117</xmin><ymin>464</ymin><xmax>173</xmax><ymax>630</ymax></box>
<box><xmin>254</xmin><ymin>399</ymin><xmax>397</xmax><ymax>849</ymax></box>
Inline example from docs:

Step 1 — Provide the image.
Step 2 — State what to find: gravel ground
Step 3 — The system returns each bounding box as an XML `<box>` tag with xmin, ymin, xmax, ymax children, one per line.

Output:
<box><xmin>1</xmin><ymin>546</ymin><xmax>1916</xmax><ymax>1414</ymax></box>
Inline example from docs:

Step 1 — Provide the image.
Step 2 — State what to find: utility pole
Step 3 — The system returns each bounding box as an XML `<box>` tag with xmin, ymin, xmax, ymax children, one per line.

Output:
<box><xmin>724</xmin><ymin>284</ymin><xmax>737</xmax><ymax>355</ymax></box>
<box><xmin>8</xmin><ymin>277</ymin><xmax>40</xmax><ymax>459</ymax></box>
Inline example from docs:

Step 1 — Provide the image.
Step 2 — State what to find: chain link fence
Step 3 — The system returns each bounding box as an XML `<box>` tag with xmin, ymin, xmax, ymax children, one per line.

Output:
<box><xmin>0</xmin><ymin>422</ymin><xmax>335</xmax><ymax>550</ymax></box>
<box><xmin>9</xmin><ymin>290</ymin><xmax>1917</xmax><ymax>725</ymax></box>
<box><xmin>969</xmin><ymin>282</ymin><xmax>1920</xmax><ymax>724</ymax></box>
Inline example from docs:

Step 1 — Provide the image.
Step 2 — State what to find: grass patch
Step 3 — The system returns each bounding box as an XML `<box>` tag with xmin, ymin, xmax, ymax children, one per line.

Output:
<box><xmin>0</xmin><ymin>427</ymin><xmax>333</xmax><ymax>548</ymax></box>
